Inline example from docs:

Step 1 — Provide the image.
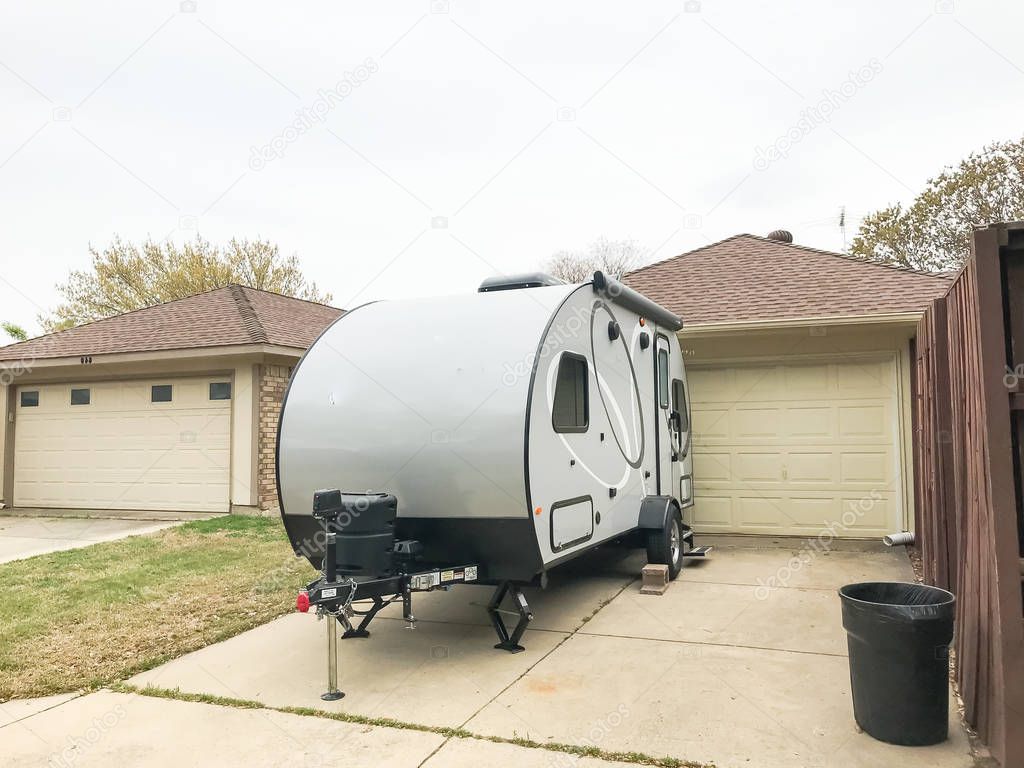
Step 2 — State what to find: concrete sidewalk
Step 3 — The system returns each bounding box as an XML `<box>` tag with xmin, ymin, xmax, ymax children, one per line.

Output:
<box><xmin>0</xmin><ymin>508</ymin><xmax>224</xmax><ymax>563</ymax></box>
<box><xmin>0</xmin><ymin>516</ymin><xmax>186</xmax><ymax>564</ymax></box>
<box><xmin>0</xmin><ymin>690</ymin><xmax>641</xmax><ymax>768</ymax></box>
<box><xmin>0</xmin><ymin>507</ymin><xmax>225</xmax><ymax>521</ymax></box>
<box><xmin>0</xmin><ymin>539</ymin><xmax>979</xmax><ymax>767</ymax></box>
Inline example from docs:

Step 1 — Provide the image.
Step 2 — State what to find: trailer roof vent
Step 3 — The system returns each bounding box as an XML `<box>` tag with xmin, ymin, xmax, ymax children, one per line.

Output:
<box><xmin>767</xmin><ymin>229</ymin><xmax>793</xmax><ymax>243</ymax></box>
<box><xmin>478</xmin><ymin>272</ymin><xmax>565</xmax><ymax>292</ymax></box>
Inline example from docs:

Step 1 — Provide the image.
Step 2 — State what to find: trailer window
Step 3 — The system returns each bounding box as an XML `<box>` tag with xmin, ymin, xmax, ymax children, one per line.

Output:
<box><xmin>552</xmin><ymin>353</ymin><xmax>589</xmax><ymax>433</ymax></box>
<box><xmin>658</xmin><ymin>349</ymin><xmax>669</xmax><ymax>408</ymax></box>
<box><xmin>672</xmin><ymin>379</ymin><xmax>689</xmax><ymax>431</ymax></box>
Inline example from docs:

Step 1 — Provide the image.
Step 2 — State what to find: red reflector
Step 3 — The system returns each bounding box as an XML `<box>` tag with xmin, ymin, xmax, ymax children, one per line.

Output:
<box><xmin>296</xmin><ymin>591</ymin><xmax>310</xmax><ymax>613</ymax></box>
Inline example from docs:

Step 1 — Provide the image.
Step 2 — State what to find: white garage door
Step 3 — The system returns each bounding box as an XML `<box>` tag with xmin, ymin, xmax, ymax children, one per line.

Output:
<box><xmin>14</xmin><ymin>377</ymin><xmax>231</xmax><ymax>512</ymax></box>
<box><xmin>688</xmin><ymin>357</ymin><xmax>902</xmax><ymax>538</ymax></box>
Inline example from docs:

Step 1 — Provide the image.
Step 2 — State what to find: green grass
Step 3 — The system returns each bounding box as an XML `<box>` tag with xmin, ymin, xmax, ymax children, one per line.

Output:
<box><xmin>115</xmin><ymin>683</ymin><xmax>714</xmax><ymax>768</ymax></box>
<box><xmin>0</xmin><ymin>516</ymin><xmax>314</xmax><ymax>701</ymax></box>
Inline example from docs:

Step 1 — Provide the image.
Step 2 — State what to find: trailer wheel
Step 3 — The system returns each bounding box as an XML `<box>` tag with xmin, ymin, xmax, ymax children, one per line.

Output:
<box><xmin>646</xmin><ymin>508</ymin><xmax>684</xmax><ymax>579</ymax></box>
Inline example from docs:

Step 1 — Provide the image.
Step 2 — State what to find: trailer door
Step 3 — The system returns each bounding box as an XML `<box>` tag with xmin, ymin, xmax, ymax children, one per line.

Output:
<box><xmin>654</xmin><ymin>334</ymin><xmax>673</xmax><ymax>495</ymax></box>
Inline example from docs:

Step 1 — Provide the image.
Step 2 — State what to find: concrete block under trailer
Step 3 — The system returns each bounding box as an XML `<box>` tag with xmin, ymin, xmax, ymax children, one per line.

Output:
<box><xmin>276</xmin><ymin>272</ymin><xmax>709</xmax><ymax>695</ymax></box>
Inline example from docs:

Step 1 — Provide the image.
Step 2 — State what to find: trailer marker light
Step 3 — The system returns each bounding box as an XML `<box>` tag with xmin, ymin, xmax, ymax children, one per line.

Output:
<box><xmin>535</xmin><ymin>506</ymin><xmax>542</xmax><ymax>516</ymax></box>
<box><xmin>296</xmin><ymin>591</ymin><xmax>310</xmax><ymax>613</ymax></box>
<box><xmin>639</xmin><ymin>317</ymin><xmax>646</xmax><ymax>326</ymax></box>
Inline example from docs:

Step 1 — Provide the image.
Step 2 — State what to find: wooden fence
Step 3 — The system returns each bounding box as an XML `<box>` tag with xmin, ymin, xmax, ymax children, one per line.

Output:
<box><xmin>912</xmin><ymin>222</ymin><xmax>1024</xmax><ymax>767</ymax></box>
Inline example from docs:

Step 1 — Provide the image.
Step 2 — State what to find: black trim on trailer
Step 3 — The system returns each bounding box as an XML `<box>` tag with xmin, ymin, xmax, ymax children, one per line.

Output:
<box><xmin>523</xmin><ymin>284</ymin><xmax>591</xmax><ymax>520</ymax></box>
<box><xmin>549</xmin><ymin>495</ymin><xmax>594</xmax><ymax>553</ymax></box>
<box><xmin>542</xmin><ymin>530</ymin><xmax>617</xmax><ymax>571</ymax></box>
<box><xmin>592</xmin><ymin>271</ymin><xmax>683</xmax><ymax>331</ymax></box>
<box><xmin>670</xmin><ymin>377</ymin><xmax>691</xmax><ymax>461</ymax></box>
<box><xmin>284</xmin><ymin>512</ymin><xmax>545</xmax><ymax>582</ymax></box>
<box><xmin>396</xmin><ymin>516</ymin><xmax>543</xmax><ymax>582</ymax></box>
<box><xmin>275</xmin><ymin>302</ymin><xmax>376</xmax><ymax>555</ymax></box>
<box><xmin>653</xmin><ymin>333</ymin><xmax>667</xmax><ymax>494</ymax></box>
<box><xmin>589</xmin><ymin>300</ymin><xmax>645</xmax><ymax>469</ymax></box>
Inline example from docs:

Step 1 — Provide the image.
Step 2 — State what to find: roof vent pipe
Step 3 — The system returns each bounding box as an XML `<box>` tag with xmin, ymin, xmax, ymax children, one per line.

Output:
<box><xmin>767</xmin><ymin>229</ymin><xmax>793</xmax><ymax>243</ymax></box>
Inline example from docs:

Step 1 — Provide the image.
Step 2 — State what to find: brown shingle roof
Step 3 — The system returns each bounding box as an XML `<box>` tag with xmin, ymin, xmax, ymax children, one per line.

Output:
<box><xmin>625</xmin><ymin>234</ymin><xmax>951</xmax><ymax>326</ymax></box>
<box><xmin>0</xmin><ymin>285</ymin><xmax>343</xmax><ymax>362</ymax></box>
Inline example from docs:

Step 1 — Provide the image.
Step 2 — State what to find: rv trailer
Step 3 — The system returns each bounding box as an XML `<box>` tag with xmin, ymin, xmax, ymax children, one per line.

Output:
<box><xmin>277</xmin><ymin>271</ymin><xmax>707</xmax><ymax>665</ymax></box>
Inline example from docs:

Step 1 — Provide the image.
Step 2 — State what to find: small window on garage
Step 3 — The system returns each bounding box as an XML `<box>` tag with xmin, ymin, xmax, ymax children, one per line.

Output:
<box><xmin>552</xmin><ymin>353</ymin><xmax>588</xmax><ymax>433</ymax></box>
<box><xmin>672</xmin><ymin>378</ymin><xmax>689</xmax><ymax>431</ymax></box>
<box><xmin>70</xmin><ymin>388</ymin><xmax>90</xmax><ymax>405</ymax></box>
<box><xmin>20</xmin><ymin>390</ymin><xmax>39</xmax><ymax>407</ymax></box>
<box><xmin>151</xmin><ymin>385</ymin><xmax>172</xmax><ymax>402</ymax></box>
<box><xmin>658</xmin><ymin>348</ymin><xmax>669</xmax><ymax>409</ymax></box>
<box><xmin>209</xmin><ymin>382</ymin><xmax>231</xmax><ymax>400</ymax></box>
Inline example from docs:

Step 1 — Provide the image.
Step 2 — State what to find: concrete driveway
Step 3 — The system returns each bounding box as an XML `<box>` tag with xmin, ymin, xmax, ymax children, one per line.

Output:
<box><xmin>0</xmin><ymin>509</ymin><xmax>222</xmax><ymax>564</ymax></box>
<box><xmin>0</xmin><ymin>536</ymin><xmax>978</xmax><ymax>768</ymax></box>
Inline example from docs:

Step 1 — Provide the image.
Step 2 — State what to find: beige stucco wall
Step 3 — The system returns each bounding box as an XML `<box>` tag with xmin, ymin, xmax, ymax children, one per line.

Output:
<box><xmin>230</xmin><ymin>363</ymin><xmax>258</xmax><ymax>508</ymax></box>
<box><xmin>0</xmin><ymin>348</ymin><xmax>300</xmax><ymax>511</ymax></box>
<box><xmin>0</xmin><ymin>385</ymin><xmax>8</xmax><ymax>507</ymax></box>
<box><xmin>679</xmin><ymin>320</ymin><xmax>918</xmax><ymax>532</ymax></box>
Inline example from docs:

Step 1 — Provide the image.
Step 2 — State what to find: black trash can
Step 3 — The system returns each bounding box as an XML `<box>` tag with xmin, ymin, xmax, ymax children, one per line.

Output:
<box><xmin>838</xmin><ymin>581</ymin><xmax>955</xmax><ymax>746</ymax></box>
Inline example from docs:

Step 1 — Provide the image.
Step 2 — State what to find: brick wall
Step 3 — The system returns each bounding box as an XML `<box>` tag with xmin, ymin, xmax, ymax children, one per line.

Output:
<box><xmin>258</xmin><ymin>364</ymin><xmax>292</xmax><ymax>510</ymax></box>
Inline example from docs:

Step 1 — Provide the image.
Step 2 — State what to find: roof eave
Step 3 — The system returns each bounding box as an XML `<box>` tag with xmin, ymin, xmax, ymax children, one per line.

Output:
<box><xmin>679</xmin><ymin>311</ymin><xmax>924</xmax><ymax>335</ymax></box>
<box><xmin>0</xmin><ymin>342</ymin><xmax>307</xmax><ymax>371</ymax></box>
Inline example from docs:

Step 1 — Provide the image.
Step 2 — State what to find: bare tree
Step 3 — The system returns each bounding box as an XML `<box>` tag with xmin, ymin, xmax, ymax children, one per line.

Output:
<box><xmin>545</xmin><ymin>237</ymin><xmax>645</xmax><ymax>282</ymax></box>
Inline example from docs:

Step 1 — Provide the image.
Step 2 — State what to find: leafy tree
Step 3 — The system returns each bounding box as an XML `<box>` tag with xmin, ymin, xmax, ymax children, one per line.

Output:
<box><xmin>44</xmin><ymin>236</ymin><xmax>331</xmax><ymax>331</ymax></box>
<box><xmin>850</xmin><ymin>135</ymin><xmax>1024</xmax><ymax>271</ymax></box>
<box><xmin>545</xmin><ymin>237</ymin><xmax>645</xmax><ymax>283</ymax></box>
<box><xmin>1</xmin><ymin>321</ymin><xmax>27</xmax><ymax>342</ymax></box>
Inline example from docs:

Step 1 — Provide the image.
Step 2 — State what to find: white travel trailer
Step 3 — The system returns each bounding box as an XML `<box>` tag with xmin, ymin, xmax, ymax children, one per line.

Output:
<box><xmin>278</xmin><ymin>272</ymin><xmax>705</xmax><ymax>657</ymax></box>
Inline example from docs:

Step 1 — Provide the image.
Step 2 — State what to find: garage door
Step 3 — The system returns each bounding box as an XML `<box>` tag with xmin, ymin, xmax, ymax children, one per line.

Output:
<box><xmin>14</xmin><ymin>377</ymin><xmax>231</xmax><ymax>512</ymax></box>
<box><xmin>687</xmin><ymin>357</ymin><xmax>901</xmax><ymax>537</ymax></box>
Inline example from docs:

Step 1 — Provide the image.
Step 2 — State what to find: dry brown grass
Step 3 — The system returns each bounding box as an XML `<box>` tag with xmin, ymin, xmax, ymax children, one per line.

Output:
<box><xmin>0</xmin><ymin>516</ymin><xmax>314</xmax><ymax>700</ymax></box>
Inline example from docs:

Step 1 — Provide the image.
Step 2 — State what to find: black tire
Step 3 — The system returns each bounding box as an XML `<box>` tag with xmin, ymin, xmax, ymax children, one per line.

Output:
<box><xmin>646</xmin><ymin>507</ymin><xmax>684</xmax><ymax>580</ymax></box>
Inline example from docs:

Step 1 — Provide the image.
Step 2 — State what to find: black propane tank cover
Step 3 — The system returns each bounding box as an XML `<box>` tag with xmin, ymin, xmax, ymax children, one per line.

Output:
<box><xmin>312</xmin><ymin>489</ymin><xmax>343</xmax><ymax>519</ymax></box>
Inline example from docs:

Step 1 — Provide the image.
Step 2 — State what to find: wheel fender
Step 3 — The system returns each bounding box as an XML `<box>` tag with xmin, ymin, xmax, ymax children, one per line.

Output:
<box><xmin>638</xmin><ymin>495</ymin><xmax>680</xmax><ymax>530</ymax></box>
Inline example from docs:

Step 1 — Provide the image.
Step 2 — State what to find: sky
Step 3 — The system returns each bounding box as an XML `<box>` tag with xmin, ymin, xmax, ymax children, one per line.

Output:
<box><xmin>1</xmin><ymin>0</ymin><xmax>1022</xmax><ymax>336</ymax></box>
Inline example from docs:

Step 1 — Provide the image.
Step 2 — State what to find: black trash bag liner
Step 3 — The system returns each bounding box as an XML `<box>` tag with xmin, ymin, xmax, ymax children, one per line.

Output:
<box><xmin>838</xmin><ymin>581</ymin><xmax>955</xmax><ymax>746</ymax></box>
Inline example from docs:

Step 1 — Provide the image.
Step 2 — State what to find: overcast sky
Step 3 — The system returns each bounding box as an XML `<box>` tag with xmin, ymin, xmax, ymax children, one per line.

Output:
<box><xmin>1</xmin><ymin>0</ymin><xmax>1022</xmax><ymax>335</ymax></box>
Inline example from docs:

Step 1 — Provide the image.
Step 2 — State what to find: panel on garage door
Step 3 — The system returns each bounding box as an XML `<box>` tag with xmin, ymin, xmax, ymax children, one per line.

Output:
<box><xmin>687</xmin><ymin>358</ymin><xmax>900</xmax><ymax>537</ymax></box>
<box><xmin>14</xmin><ymin>378</ymin><xmax>231</xmax><ymax>512</ymax></box>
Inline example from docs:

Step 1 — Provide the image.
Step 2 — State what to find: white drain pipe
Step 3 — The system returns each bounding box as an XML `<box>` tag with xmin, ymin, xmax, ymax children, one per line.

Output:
<box><xmin>883</xmin><ymin>531</ymin><xmax>915</xmax><ymax>546</ymax></box>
